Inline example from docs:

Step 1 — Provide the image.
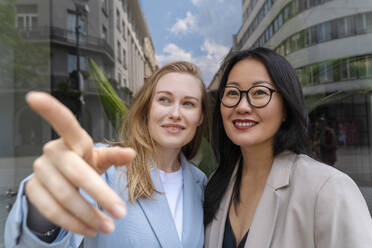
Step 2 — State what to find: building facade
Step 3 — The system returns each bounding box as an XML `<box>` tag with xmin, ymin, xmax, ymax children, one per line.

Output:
<box><xmin>210</xmin><ymin>0</ymin><xmax>372</xmax><ymax>213</ymax></box>
<box><xmin>0</xmin><ymin>1</ymin><xmax>157</xmax><ymax>246</ymax></box>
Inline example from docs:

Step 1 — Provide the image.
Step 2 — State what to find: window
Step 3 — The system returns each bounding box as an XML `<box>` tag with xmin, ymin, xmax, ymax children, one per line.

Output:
<box><xmin>122</xmin><ymin>21</ymin><xmax>126</xmax><ymax>40</ymax></box>
<box><xmin>116</xmin><ymin>9</ymin><xmax>121</xmax><ymax>31</ymax></box>
<box><xmin>102</xmin><ymin>0</ymin><xmax>108</xmax><ymax>15</ymax></box>
<box><xmin>276</xmin><ymin>44</ymin><xmax>285</xmax><ymax>56</ymax></box>
<box><xmin>291</xmin><ymin>33</ymin><xmax>302</xmax><ymax>51</ymax></box>
<box><xmin>340</xmin><ymin>58</ymin><xmax>358</xmax><ymax>80</ymax></box>
<box><xmin>310</xmin><ymin>0</ymin><xmax>322</xmax><ymax>7</ymax></box>
<box><xmin>304</xmin><ymin>29</ymin><xmax>311</xmax><ymax>47</ymax></box>
<box><xmin>16</xmin><ymin>4</ymin><xmax>38</xmax><ymax>30</ymax></box>
<box><xmin>67</xmin><ymin>12</ymin><xmax>86</xmax><ymax>41</ymax></box>
<box><xmin>316</xmin><ymin>24</ymin><xmax>324</xmax><ymax>42</ymax></box>
<box><xmin>354</xmin><ymin>57</ymin><xmax>367</xmax><ymax>78</ymax></box>
<box><xmin>355</xmin><ymin>13</ymin><xmax>367</xmax><ymax>34</ymax></box>
<box><xmin>317</xmin><ymin>23</ymin><xmax>332</xmax><ymax>42</ymax></box>
<box><xmin>278</xmin><ymin>13</ymin><xmax>284</xmax><ymax>28</ymax></box>
<box><xmin>297</xmin><ymin>68</ymin><xmax>311</xmax><ymax>87</ymax></box>
<box><xmin>319</xmin><ymin>62</ymin><xmax>333</xmax><ymax>83</ymax></box>
<box><xmin>337</xmin><ymin>18</ymin><xmax>347</xmax><ymax>37</ymax></box>
<box><xmin>340</xmin><ymin>59</ymin><xmax>349</xmax><ymax>80</ymax></box>
<box><xmin>310</xmin><ymin>26</ymin><xmax>318</xmax><ymax>45</ymax></box>
<box><xmin>349</xmin><ymin>58</ymin><xmax>358</xmax><ymax>79</ymax></box>
<box><xmin>118</xmin><ymin>73</ymin><xmax>122</xmax><ymax>86</ymax></box>
<box><xmin>330</xmin><ymin>19</ymin><xmax>338</xmax><ymax>39</ymax></box>
<box><xmin>324</xmin><ymin>22</ymin><xmax>332</xmax><ymax>41</ymax></box>
<box><xmin>367</xmin><ymin>12</ymin><xmax>372</xmax><ymax>32</ymax></box>
<box><xmin>268</xmin><ymin>25</ymin><xmax>273</xmax><ymax>39</ymax></box>
<box><xmin>311</xmin><ymin>65</ymin><xmax>319</xmax><ymax>84</ymax></box>
<box><xmin>102</xmin><ymin>26</ymin><xmax>107</xmax><ymax>42</ymax></box>
<box><xmin>283</xmin><ymin>5</ymin><xmax>292</xmax><ymax>22</ymax></box>
<box><xmin>274</xmin><ymin>18</ymin><xmax>280</xmax><ymax>32</ymax></box>
<box><xmin>293</xmin><ymin>0</ymin><xmax>300</xmax><ymax>15</ymax></box>
<box><xmin>298</xmin><ymin>0</ymin><xmax>308</xmax><ymax>12</ymax></box>
<box><xmin>123</xmin><ymin>49</ymin><xmax>127</xmax><ymax>68</ymax></box>
<box><xmin>345</xmin><ymin>16</ymin><xmax>356</xmax><ymax>36</ymax></box>
<box><xmin>67</xmin><ymin>54</ymin><xmax>86</xmax><ymax>74</ymax></box>
<box><xmin>285</xmin><ymin>38</ymin><xmax>292</xmax><ymax>55</ymax></box>
<box><xmin>367</xmin><ymin>56</ymin><xmax>372</xmax><ymax>77</ymax></box>
<box><xmin>117</xmin><ymin>41</ymin><xmax>122</xmax><ymax>63</ymax></box>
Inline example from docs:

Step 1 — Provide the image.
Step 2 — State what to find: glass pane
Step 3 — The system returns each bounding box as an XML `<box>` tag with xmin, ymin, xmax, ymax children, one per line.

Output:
<box><xmin>367</xmin><ymin>12</ymin><xmax>372</xmax><ymax>32</ymax></box>
<box><xmin>0</xmin><ymin>2</ymin><xmax>51</xmax><ymax>246</ymax></box>
<box><xmin>355</xmin><ymin>13</ymin><xmax>366</xmax><ymax>34</ymax></box>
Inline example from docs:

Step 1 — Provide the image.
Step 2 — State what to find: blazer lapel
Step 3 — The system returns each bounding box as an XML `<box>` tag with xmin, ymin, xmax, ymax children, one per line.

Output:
<box><xmin>137</xmin><ymin>168</ymin><xmax>182</xmax><ymax>248</ymax></box>
<box><xmin>182</xmin><ymin>157</ymin><xmax>204</xmax><ymax>248</ymax></box>
<box><xmin>243</xmin><ymin>185</ymin><xmax>280</xmax><ymax>248</ymax></box>
<box><xmin>244</xmin><ymin>151</ymin><xmax>296</xmax><ymax>248</ymax></box>
<box><xmin>205</xmin><ymin>164</ymin><xmax>239</xmax><ymax>248</ymax></box>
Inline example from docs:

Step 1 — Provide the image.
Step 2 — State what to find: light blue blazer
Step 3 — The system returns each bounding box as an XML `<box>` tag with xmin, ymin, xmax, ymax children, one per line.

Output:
<box><xmin>5</xmin><ymin>153</ymin><xmax>207</xmax><ymax>248</ymax></box>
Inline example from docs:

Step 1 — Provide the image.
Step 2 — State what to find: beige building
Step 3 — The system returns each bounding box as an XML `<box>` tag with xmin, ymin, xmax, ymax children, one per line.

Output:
<box><xmin>113</xmin><ymin>0</ymin><xmax>157</xmax><ymax>95</ymax></box>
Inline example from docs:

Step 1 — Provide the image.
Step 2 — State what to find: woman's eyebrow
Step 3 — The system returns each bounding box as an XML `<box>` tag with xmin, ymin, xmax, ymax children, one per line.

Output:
<box><xmin>252</xmin><ymin>81</ymin><xmax>273</xmax><ymax>86</ymax></box>
<box><xmin>226</xmin><ymin>81</ymin><xmax>273</xmax><ymax>87</ymax></box>
<box><xmin>156</xmin><ymin>91</ymin><xmax>200</xmax><ymax>101</ymax></box>
<box><xmin>155</xmin><ymin>91</ymin><xmax>172</xmax><ymax>95</ymax></box>
<box><xmin>184</xmin><ymin>96</ymin><xmax>200</xmax><ymax>102</ymax></box>
<box><xmin>226</xmin><ymin>81</ymin><xmax>240</xmax><ymax>86</ymax></box>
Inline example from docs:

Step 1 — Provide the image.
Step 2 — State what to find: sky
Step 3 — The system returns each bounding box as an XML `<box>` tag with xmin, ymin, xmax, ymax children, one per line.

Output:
<box><xmin>140</xmin><ymin>0</ymin><xmax>242</xmax><ymax>86</ymax></box>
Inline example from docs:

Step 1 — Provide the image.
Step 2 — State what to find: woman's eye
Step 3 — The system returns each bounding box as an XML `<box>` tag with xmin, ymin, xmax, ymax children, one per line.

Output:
<box><xmin>226</xmin><ymin>90</ymin><xmax>239</xmax><ymax>97</ymax></box>
<box><xmin>158</xmin><ymin>97</ymin><xmax>170</xmax><ymax>103</ymax></box>
<box><xmin>184</xmin><ymin>101</ymin><xmax>195</xmax><ymax>107</ymax></box>
<box><xmin>253</xmin><ymin>89</ymin><xmax>269</xmax><ymax>96</ymax></box>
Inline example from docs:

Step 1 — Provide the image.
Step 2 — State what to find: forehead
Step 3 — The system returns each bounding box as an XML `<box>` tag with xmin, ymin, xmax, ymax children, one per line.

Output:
<box><xmin>155</xmin><ymin>72</ymin><xmax>202</xmax><ymax>97</ymax></box>
<box><xmin>227</xmin><ymin>58</ymin><xmax>273</xmax><ymax>87</ymax></box>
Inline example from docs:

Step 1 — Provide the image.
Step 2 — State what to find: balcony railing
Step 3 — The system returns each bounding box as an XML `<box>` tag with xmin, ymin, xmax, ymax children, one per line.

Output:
<box><xmin>18</xmin><ymin>26</ymin><xmax>114</xmax><ymax>60</ymax></box>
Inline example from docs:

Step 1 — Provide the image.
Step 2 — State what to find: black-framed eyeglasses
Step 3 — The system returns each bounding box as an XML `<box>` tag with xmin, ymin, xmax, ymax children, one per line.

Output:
<box><xmin>220</xmin><ymin>85</ymin><xmax>278</xmax><ymax>108</ymax></box>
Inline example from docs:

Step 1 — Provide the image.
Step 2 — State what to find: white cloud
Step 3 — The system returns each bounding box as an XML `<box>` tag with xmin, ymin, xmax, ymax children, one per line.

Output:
<box><xmin>156</xmin><ymin>43</ymin><xmax>193</xmax><ymax>65</ymax></box>
<box><xmin>201</xmin><ymin>40</ymin><xmax>229</xmax><ymax>61</ymax></box>
<box><xmin>156</xmin><ymin>40</ymin><xmax>229</xmax><ymax>86</ymax></box>
<box><xmin>191</xmin><ymin>0</ymin><xmax>201</xmax><ymax>6</ymax></box>
<box><xmin>169</xmin><ymin>12</ymin><xmax>197</xmax><ymax>35</ymax></box>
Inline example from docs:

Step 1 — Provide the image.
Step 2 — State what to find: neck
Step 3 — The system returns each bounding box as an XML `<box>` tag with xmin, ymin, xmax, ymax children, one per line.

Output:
<box><xmin>153</xmin><ymin>146</ymin><xmax>181</xmax><ymax>173</ymax></box>
<box><xmin>240</xmin><ymin>142</ymin><xmax>274</xmax><ymax>182</ymax></box>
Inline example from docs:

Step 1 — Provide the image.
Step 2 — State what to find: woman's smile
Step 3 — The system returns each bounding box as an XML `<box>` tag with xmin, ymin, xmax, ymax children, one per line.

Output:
<box><xmin>232</xmin><ymin>119</ymin><xmax>258</xmax><ymax>130</ymax></box>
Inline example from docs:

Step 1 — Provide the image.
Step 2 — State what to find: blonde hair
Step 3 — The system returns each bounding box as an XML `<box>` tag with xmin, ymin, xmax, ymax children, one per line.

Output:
<box><xmin>118</xmin><ymin>61</ymin><xmax>210</xmax><ymax>203</ymax></box>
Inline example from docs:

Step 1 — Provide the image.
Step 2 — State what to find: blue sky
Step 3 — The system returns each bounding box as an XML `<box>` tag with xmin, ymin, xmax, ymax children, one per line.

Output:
<box><xmin>140</xmin><ymin>0</ymin><xmax>241</xmax><ymax>86</ymax></box>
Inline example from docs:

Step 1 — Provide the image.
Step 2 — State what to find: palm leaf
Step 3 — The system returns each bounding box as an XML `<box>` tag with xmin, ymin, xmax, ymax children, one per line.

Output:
<box><xmin>88</xmin><ymin>59</ymin><xmax>128</xmax><ymax>132</ymax></box>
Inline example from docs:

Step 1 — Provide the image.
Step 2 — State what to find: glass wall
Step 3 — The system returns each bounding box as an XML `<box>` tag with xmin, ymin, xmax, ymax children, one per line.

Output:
<box><xmin>0</xmin><ymin>1</ymin><xmax>118</xmax><ymax>246</ymax></box>
<box><xmin>0</xmin><ymin>1</ymin><xmax>51</xmax><ymax>246</ymax></box>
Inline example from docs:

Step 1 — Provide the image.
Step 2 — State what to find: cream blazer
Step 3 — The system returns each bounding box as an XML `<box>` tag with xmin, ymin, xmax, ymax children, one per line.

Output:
<box><xmin>205</xmin><ymin>151</ymin><xmax>372</xmax><ymax>248</ymax></box>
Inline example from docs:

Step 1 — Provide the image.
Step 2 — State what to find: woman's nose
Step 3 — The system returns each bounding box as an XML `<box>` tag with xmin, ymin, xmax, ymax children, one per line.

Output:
<box><xmin>235</xmin><ymin>94</ymin><xmax>253</xmax><ymax>114</ymax></box>
<box><xmin>169</xmin><ymin>104</ymin><xmax>181</xmax><ymax>120</ymax></box>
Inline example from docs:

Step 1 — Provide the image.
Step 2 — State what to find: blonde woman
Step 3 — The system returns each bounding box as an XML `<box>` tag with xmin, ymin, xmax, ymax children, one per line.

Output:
<box><xmin>5</xmin><ymin>61</ymin><xmax>209</xmax><ymax>248</ymax></box>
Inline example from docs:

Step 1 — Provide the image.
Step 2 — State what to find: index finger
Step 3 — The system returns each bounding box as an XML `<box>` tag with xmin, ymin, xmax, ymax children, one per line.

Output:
<box><xmin>26</xmin><ymin>91</ymin><xmax>92</xmax><ymax>158</ymax></box>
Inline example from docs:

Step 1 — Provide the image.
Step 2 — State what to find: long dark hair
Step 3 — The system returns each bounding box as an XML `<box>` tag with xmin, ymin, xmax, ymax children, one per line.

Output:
<box><xmin>204</xmin><ymin>47</ymin><xmax>311</xmax><ymax>225</ymax></box>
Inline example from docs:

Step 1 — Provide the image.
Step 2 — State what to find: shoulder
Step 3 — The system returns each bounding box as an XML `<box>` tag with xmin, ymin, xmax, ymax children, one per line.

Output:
<box><xmin>274</xmin><ymin>151</ymin><xmax>361</xmax><ymax>202</ymax></box>
<box><xmin>287</xmin><ymin>153</ymin><xmax>366</xmax><ymax>208</ymax></box>
<box><xmin>182</xmin><ymin>157</ymin><xmax>207</xmax><ymax>186</ymax></box>
<box><xmin>291</xmin><ymin>153</ymin><xmax>348</xmax><ymax>187</ymax></box>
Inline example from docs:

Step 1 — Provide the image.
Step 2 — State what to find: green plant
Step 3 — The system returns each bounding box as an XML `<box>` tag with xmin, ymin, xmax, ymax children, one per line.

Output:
<box><xmin>88</xmin><ymin>59</ymin><xmax>128</xmax><ymax>131</ymax></box>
